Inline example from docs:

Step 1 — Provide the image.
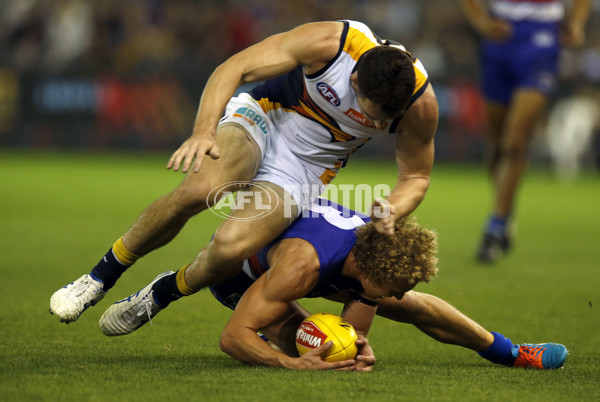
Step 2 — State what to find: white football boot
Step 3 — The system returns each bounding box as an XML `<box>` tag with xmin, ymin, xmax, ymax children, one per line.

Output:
<box><xmin>50</xmin><ymin>274</ymin><xmax>105</xmax><ymax>323</ymax></box>
<box><xmin>99</xmin><ymin>271</ymin><xmax>174</xmax><ymax>336</ymax></box>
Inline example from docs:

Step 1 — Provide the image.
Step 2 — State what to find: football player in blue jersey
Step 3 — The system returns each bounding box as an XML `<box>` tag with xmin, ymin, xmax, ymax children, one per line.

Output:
<box><xmin>99</xmin><ymin>199</ymin><xmax>569</xmax><ymax>371</ymax></box>
<box><xmin>50</xmin><ymin>20</ymin><xmax>438</xmax><ymax>325</ymax></box>
<box><xmin>461</xmin><ymin>0</ymin><xmax>590</xmax><ymax>262</ymax></box>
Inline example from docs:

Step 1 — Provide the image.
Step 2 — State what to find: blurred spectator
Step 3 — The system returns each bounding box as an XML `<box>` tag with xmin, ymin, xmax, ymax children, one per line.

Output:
<box><xmin>545</xmin><ymin>87</ymin><xmax>599</xmax><ymax>181</ymax></box>
<box><xmin>0</xmin><ymin>0</ymin><xmax>597</xmax><ymax>165</ymax></box>
<box><xmin>43</xmin><ymin>0</ymin><xmax>92</xmax><ymax>73</ymax></box>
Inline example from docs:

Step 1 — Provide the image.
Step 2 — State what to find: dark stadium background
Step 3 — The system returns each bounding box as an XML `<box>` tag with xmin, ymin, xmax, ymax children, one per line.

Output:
<box><xmin>1</xmin><ymin>0</ymin><xmax>599</xmax><ymax>169</ymax></box>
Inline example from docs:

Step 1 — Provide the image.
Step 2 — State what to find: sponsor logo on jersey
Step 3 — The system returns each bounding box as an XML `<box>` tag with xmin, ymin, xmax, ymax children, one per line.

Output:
<box><xmin>316</xmin><ymin>82</ymin><xmax>341</xmax><ymax>106</ymax></box>
<box><xmin>232</xmin><ymin>107</ymin><xmax>268</xmax><ymax>134</ymax></box>
<box><xmin>296</xmin><ymin>321</ymin><xmax>327</xmax><ymax>349</ymax></box>
<box><xmin>344</xmin><ymin>108</ymin><xmax>387</xmax><ymax>129</ymax></box>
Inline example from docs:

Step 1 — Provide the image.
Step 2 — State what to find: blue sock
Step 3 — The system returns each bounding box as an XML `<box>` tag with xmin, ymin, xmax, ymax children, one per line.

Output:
<box><xmin>485</xmin><ymin>215</ymin><xmax>508</xmax><ymax>237</ymax></box>
<box><xmin>478</xmin><ymin>332</ymin><xmax>519</xmax><ymax>366</ymax></box>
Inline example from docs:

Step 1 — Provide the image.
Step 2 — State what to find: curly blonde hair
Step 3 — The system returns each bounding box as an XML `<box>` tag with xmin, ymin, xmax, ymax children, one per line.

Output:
<box><xmin>352</xmin><ymin>217</ymin><xmax>438</xmax><ymax>287</ymax></box>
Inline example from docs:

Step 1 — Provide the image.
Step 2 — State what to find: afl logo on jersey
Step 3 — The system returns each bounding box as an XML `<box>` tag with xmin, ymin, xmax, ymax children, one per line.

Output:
<box><xmin>316</xmin><ymin>82</ymin><xmax>340</xmax><ymax>106</ymax></box>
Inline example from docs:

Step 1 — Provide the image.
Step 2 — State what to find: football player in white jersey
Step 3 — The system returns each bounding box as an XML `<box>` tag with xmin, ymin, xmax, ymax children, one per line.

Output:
<box><xmin>50</xmin><ymin>21</ymin><xmax>439</xmax><ymax>328</ymax></box>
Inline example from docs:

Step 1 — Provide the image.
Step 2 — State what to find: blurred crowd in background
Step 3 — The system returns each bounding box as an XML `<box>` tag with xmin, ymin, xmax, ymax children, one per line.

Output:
<box><xmin>1</xmin><ymin>0</ymin><xmax>598</xmax><ymax>173</ymax></box>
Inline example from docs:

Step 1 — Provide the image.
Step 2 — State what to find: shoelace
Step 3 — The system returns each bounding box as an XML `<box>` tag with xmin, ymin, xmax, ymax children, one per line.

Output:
<box><xmin>139</xmin><ymin>297</ymin><xmax>154</xmax><ymax>327</ymax></box>
<box><xmin>517</xmin><ymin>345</ymin><xmax>546</xmax><ymax>366</ymax></box>
<box><xmin>522</xmin><ymin>345</ymin><xmax>545</xmax><ymax>357</ymax></box>
<box><xmin>124</xmin><ymin>296</ymin><xmax>154</xmax><ymax>326</ymax></box>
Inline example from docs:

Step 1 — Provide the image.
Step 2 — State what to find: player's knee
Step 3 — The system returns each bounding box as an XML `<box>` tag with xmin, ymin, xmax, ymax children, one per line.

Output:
<box><xmin>500</xmin><ymin>142</ymin><xmax>529</xmax><ymax>162</ymax></box>
<box><xmin>169</xmin><ymin>179</ymin><xmax>223</xmax><ymax>215</ymax></box>
<box><xmin>168</xmin><ymin>186</ymin><xmax>204</xmax><ymax>215</ymax></box>
<box><xmin>219</xmin><ymin>331</ymin><xmax>235</xmax><ymax>356</ymax></box>
<box><xmin>209</xmin><ymin>230</ymin><xmax>252</xmax><ymax>267</ymax></box>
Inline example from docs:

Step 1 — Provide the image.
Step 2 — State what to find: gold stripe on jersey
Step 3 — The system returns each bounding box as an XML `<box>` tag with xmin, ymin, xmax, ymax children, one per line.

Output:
<box><xmin>256</xmin><ymin>98</ymin><xmax>286</xmax><ymax>114</ymax></box>
<box><xmin>295</xmin><ymin>85</ymin><xmax>356</xmax><ymax>141</ymax></box>
<box><xmin>320</xmin><ymin>168</ymin><xmax>337</xmax><ymax>185</ymax></box>
<box><xmin>407</xmin><ymin>55</ymin><xmax>428</xmax><ymax>95</ymax></box>
<box><xmin>254</xmin><ymin>94</ymin><xmax>354</xmax><ymax>142</ymax></box>
<box><xmin>319</xmin><ymin>160</ymin><xmax>344</xmax><ymax>184</ymax></box>
<box><xmin>343</xmin><ymin>26</ymin><xmax>377</xmax><ymax>61</ymax></box>
<box><xmin>343</xmin><ymin>27</ymin><xmax>427</xmax><ymax>96</ymax></box>
<box><xmin>295</xmin><ymin>100</ymin><xmax>354</xmax><ymax>142</ymax></box>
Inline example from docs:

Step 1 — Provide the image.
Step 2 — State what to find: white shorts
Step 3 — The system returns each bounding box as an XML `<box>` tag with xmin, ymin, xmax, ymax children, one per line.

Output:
<box><xmin>218</xmin><ymin>93</ymin><xmax>325</xmax><ymax>213</ymax></box>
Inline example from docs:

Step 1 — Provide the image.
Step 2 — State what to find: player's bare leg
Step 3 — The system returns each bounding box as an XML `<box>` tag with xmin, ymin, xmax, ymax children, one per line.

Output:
<box><xmin>376</xmin><ymin>291</ymin><xmax>494</xmax><ymax>351</ymax></box>
<box><xmin>183</xmin><ymin>181</ymin><xmax>298</xmax><ymax>290</ymax></box>
<box><xmin>123</xmin><ymin>125</ymin><xmax>262</xmax><ymax>256</ymax></box>
<box><xmin>494</xmin><ymin>89</ymin><xmax>548</xmax><ymax>218</ymax></box>
<box><xmin>377</xmin><ymin>291</ymin><xmax>568</xmax><ymax>369</ymax></box>
<box><xmin>98</xmin><ymin>181</ymin><xmax>299</xmax><ymax>336</ymax></box>
<box><xmin>51</xmin><ymin>124</ymin><xmax>261</xmax><ymax>323</ymax></box>
<box><xmin>477</xmin><ymin>101</ymin><xmax>508</xmax><ymax>262</ymax></box>
<box><xmin>483</xmin><ymin>101</ymin><xmax>508</xmax><ymax>178</ymax></box>
<box><xmin>352</xmin><ymin>291</ymin><xmax>570</xmax><ymax>369</ymax></box>
<box><xmin>477</xmin><ymin>90</ymin><xmax>548</xmax><ymax>262</ymax></box>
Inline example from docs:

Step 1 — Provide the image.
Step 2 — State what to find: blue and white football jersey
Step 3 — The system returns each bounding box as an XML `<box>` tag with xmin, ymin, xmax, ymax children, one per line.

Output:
<box><xmin>210</xmin><ymin>198</ymin><xmax>370</xmax><ymax>309</ymax></box>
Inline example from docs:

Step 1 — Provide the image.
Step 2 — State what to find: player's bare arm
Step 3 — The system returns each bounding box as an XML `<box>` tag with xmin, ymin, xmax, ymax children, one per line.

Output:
<box><xmin>561</xmin><ymin>0</ymin><xmax>591</xmax><ymax>47</ymax></box>
<box><xmin>336</xmin><ymin>252</ymin><xmax>380</xmax><ymax>336</ymax></box>
<box><xmin>371</xmin><ymin>84</ymin><xmax>437</xmax><ymax>235</ymax></box>
<box><xmin>219</xmin><ymin>239</ymin><xmax>355</xmax><ymax>370</ymax></box>
<box><xmin>339</xmin><ymin>295</ymin><xmax>378</xmax><ymax>371</ymax></box>
<box><xmin>461</xmin><ymin>0</ymin><xmax>513</xmax><ymax>41</ymax></box>
<box><xmin>168</xmin><ymin>21</ymin><xmax>345</xmax><ymax>173</ymax></box>
<box><xmin>340</xmin><ymin>297</ymin><xmax>377</xmax><ymax>336</ymax></box>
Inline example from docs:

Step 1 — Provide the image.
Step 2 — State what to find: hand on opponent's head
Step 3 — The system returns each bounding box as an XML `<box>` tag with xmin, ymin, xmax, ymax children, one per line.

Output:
<box><xmin>370</xmin><ymin>198</ymin><xmax>397</xmax><ymax>236</ymax></box>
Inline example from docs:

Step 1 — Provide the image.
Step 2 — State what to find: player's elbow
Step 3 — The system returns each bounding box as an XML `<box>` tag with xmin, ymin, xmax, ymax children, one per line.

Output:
<box><xmin>398</xmin><ymin>175</ymin><xmax>430</xmax><ymax>194</ymax></box>
<box><xmin>220</xmin><ymin>328</ymin><xmax>257</xmax><ymax>366</ymax></box>
<box><xmin>421</xmin><ymin>176</ymin><xmax>431</xmax><ymax>193</ymax></box>
<box><xmin>413</xmin><ymin>175</ymin><xmax>430</xmax><ymax>189</ymax></box>
<box><xmin>219</xmin><ymin>329</ymin><xmax>236</xmax><ymax>356</ymax></box>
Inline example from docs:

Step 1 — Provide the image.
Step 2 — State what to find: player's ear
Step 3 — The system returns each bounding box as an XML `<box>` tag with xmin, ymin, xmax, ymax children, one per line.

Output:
<box><xmin>350</xmin><ymin>72</ymin><xmax>358</xmax><ymax>91</ymax></box>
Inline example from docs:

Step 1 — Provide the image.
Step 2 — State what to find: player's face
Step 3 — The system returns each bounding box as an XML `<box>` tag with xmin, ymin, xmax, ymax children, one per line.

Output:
<box><xmin>360</xmin><ymin>277</ymin><xmax>414</xmax><ymax>301</ymax></box>
<box><xmin>351</xmin><ymin>72</ymin><xmax>394</xmax><ymax>129</ymax></box>
<box><xmin>356</xmin><ymin>95</ymin><xmax>393</xmax><ymax>130</ymax></box>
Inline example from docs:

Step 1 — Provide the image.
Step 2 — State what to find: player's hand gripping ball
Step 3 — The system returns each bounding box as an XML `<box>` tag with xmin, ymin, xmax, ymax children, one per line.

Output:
<box><xmin>296</xmin><ymin>313</ymin><xmax>358</xmax><ymax>362</ymax></box>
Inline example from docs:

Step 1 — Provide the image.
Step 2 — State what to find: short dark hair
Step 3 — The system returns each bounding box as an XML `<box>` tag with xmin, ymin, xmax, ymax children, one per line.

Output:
<box><xmin>356</xmin><ymin>47</ymin><xmax>416</xmax><ymax>118</ymax></box>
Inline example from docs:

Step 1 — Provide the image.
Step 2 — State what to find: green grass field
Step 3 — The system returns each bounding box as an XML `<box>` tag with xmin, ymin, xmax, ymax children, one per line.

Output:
<box><xmin>1</xmin><ymin>151</ymin><xmax>599</xmax><ymax>401</ymax></box>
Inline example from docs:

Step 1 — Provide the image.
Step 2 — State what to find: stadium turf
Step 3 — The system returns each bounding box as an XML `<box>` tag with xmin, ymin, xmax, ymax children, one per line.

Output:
<box><xmin>1</xmin><ymin>151</ymin><xmax>598</xmax><ymax>401</ymax></box>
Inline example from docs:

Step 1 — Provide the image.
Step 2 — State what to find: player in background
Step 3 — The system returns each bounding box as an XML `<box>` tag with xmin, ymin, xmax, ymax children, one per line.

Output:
<box><xmin>99</xmin><ymin>198</ymin><xmax>569</xmax><ymax>371</ymax></box>
<box><xmin>50</xmin><ymin>20</ymin><xmax>438</xmax><ymax>323</ymax></box>
<box><xmin>461</xmin><ymin>0</ymin><xmax>591</xmax><ymax>262</ymax></box>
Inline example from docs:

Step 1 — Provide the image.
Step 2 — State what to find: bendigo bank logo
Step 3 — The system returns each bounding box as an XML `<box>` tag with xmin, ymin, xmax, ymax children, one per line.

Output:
<box><xmin>296</xmin><ymin>321</ymin><xmax>327</xmax><ymax>349</ymax></box>
<box><xmin>316</xmin><ymin>82</ymin><xmax>341</xmax><ymax>106</ymax></box>
<box><xmin>344</xmin><ymin>108</ymin><xmax>387</xmax><ymax>129</ymax></box>
<box><xmin>345</xmin><ymin>108</ymin><xmax>375</xmax><ymax>128</ymax></box>
<box><xmin>233</xmin><ymin>107</ymin><xmax>269</xmax><ymax>134</ymax></box>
